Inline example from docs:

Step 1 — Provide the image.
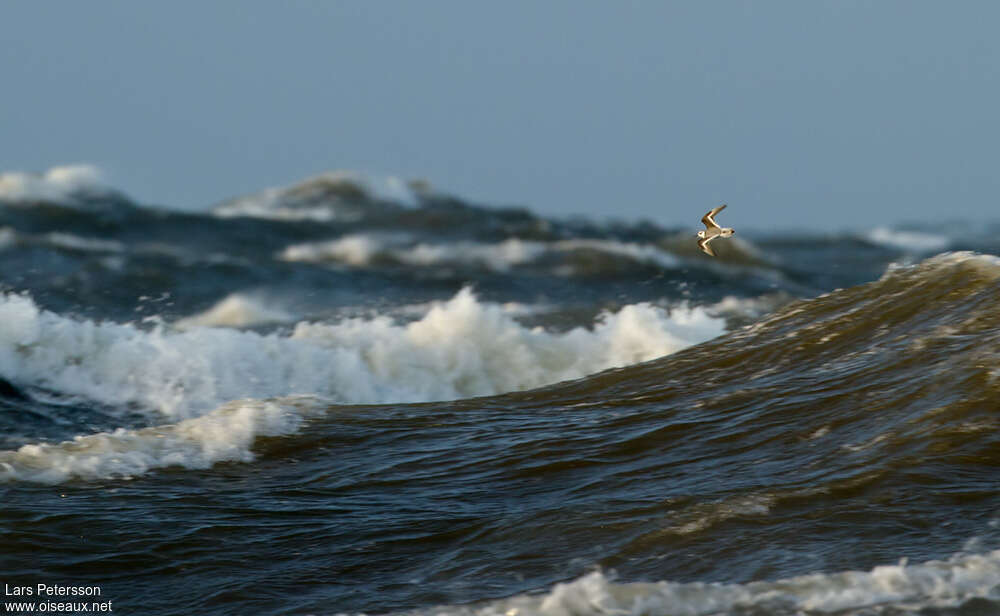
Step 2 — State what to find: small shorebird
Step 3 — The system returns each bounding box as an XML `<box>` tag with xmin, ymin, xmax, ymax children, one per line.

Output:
<box><xmin>697</xmin><ymin>204</ymin><xmax>735</xmax><ymax>257</ymax></box>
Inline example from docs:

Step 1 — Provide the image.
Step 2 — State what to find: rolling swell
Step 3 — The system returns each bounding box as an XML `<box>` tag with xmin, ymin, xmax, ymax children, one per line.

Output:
<box><xmin>291</xmin><ymin>251</ymin><xmax>1000</xmax><ymax>613</ymax></box>
<box><xmin>3</xmin><ymin>253</ymin><xmax>996</xmax><ymax>614</ymax></box>
<box><xmin>399</xmin><ymin>251</ymin><xmax>1000</xmax><ymax>613</ymax></box>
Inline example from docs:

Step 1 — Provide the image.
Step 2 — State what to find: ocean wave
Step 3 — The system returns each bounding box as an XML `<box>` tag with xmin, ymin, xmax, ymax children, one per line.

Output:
<box><xmin>0</xmin><ymin>288</ymin><xmax>724</xmax><ymax>421</ymax></box>
<box><xmin>42</xmin><ymin>231</ymin><xmax>125</xmax><ymax>253</ymax></box>
<box><xmin>279</xmin><ymin>233</ymin><xmax>683</xmax><ymax>273</ymax></box>
<box><xmin>4</xmin><ymin>251</ymin><xmax>995</xmax><ymax>483</ymax></box>
<box><xmin>0</xmin><ymin>397</ymin><xmax>316</xmax><ymax>483</ymax></box>
<box><xmin>212</xmin><ymin>170</ymin><xmax>418</xmax><ymax>222</ymax></box>
<box><xmin>423</xmin><ymin>550</ymin><xmax>1000</xmax><ymax>615</ymax></box>
<box><xmin>0</xmin><ymin>226</ymin><xmax>125</xmax><ymax>254</ymax></box>
<box><xmin>704</xmin><ymin>292</ymin><xmax>794</xmax><ymax>327</ymax></box>
<box><xmin>174</xmin><ymin>293</ymin><xmax>296</xmax><ymax>329</ymax></box>
<box><xmin>0</xmin><ymin>164</ymin><xmax>116</xmax><ymax>206</ymax></box>
<box><xmin>865</xmin><ymin>226</ymin><xmax>951</xmax><ymax>253</ymax></box>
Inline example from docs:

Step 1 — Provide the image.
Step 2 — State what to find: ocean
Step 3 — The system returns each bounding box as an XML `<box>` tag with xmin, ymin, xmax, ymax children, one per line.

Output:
<box><xmin>2</xmin><ymin>166</ymin><xmax>1000</xmax><ymax>615</ymax></box>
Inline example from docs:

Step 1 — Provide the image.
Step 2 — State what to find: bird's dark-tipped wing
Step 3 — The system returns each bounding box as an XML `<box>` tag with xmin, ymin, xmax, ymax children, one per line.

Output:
<box><xmin>698</xmin><ymin>235</ymin><xmax>717</xmax><ymax>257</ymax></box>
<box><xmin>701</xmin><ymin>204</ymin><xmax>727</xmax><ymax>230</ymax></box>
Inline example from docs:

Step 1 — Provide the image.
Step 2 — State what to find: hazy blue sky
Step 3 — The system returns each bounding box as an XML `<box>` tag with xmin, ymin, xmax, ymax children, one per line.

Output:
<box><xmin>3</xmin><ymin>1</ymin><xmax>998</xmax><ymax>230</ymax></box>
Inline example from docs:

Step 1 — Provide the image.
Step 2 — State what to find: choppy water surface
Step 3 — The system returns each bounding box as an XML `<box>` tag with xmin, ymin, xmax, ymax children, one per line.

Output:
<box><xmin>2</xmin><ymin>166</ymin><xmax>1000</xmax><ymax>615</ymax></box>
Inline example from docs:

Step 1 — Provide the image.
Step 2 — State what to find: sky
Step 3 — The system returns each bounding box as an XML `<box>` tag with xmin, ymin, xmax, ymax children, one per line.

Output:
<box><xmin>2</xmin><ymin>1</ymin><xmax>998</xmax><ymax>230</ymax></box>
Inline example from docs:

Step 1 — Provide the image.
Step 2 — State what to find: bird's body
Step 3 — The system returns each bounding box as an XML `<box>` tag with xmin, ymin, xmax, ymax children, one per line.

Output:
<box><xmin>696</xmin><ymin>204</ymin><xmax>735</xmax><ymax>256</ymax></box>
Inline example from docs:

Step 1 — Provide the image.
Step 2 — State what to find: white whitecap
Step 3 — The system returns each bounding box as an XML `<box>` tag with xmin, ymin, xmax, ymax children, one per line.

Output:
<box><xmin>0</xmin><ymin>289</ymin><xmax>725</xmax><ymax>421</ymax></box>
<box><xmin>0</xmin><ymin>397</ymin><xmax>316</xmax><ymax>484</ymax></box>
<box><xmin>424</xmin><ymin>550</ymin><xmax>1000</xmax><ymax>615</ymax></box>
<box><xmin>174</xmin><ymin>294</ymin><xmax>296</xmax><ymax>330</ymax></box>
<box><xmin>279</xmin><ymin>233</ymin><xmax>412</xmax><ymax>266</ymax></box>
<box><xmin>0</xmin><ymin>164</ymin><xmax>106</xmax><ymax>204</ymax></box>
<box><xmin>867</xmin><ymin>227</ymin><xmax>950</xmax><ymax>253</ymax></box>
<box><xmin>279</xmin><ymin>234</ymin><xmax>681</xmax><ymax>272</ymax></box>
<box><xmin>43</xmin><ymin>232</ymin><xmax>124</xmax><ymax>253</ymax></box>
<box><xmin>213</xmin><ymin>170</ymin><xmax>419</xmax><ymax>221</ymax></box>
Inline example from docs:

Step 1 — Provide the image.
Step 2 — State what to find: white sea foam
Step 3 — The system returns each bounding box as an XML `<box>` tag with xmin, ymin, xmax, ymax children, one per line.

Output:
<box><xmin>278</xmin><ymin>233</ymin><xmax>412</xmax><ymax>266</ymax></box>
<box><xmin>174</xmin><ymin>294</ymin><xmax>295</xmax><ymax>330</ymax></box>
<box><xmin>0</xmin><ymin>289</ymin><xmax>724</xmax><ymax>481</ymax></box>
<box><xmin>0</xmin><ymin>164</ymin><xmax>106</xmax><ymax>204</ymax></box>
<box><xmin>706</xmin><ymin>294</ymin><xmax>793</xmax><ymax>323</ymax></box>
<box><xmin>0</xmin><ymin>398</ymin><xmax>314</xmax><ymax>483</ymax></box>
<box><xmin>0</xmin><ymin>226</ymin><xmax>17</xmax><ymax>249</ymax></box>
<box><xmin>214</xmin><ymin>199</ymin><xmax>346</xmax><ymax>223</ymax></box>
<box><xmin>424</xmin><ymin>550</ymin><xmax>1000</xmax><ymax>616</ymax></box>
<box><xmin>880</xmin><ymin>251</ymin><xmax>1000</xmax><ymax>281</ymax></box>
<box><xmin>403</xmin><ymin>238</ymin><xmax>547</xmax><ymax>271</ymax></box>
<box><xmin>867</xmin><ymin>227</ymin><xmax>950</xmax><ymax>253</ymax></box>
<box><xmin>279</xmin><ymin>234</ymin><xmax>680</xmax><ymax>272</ymax></box>
<box><xmin>0</xmin><ymin>290</ymin><xmax>723</xmax><ymax>482</ymax></box>
<box><xmin>389</xmin><ymin>298</ymin><xmax>553</xmax><ymax>320</ymax></box>
<box><xmin>43</xmin><ymin>232</ymin><xmax>124</xmax><ymax>253</ymax></box>
<box><xmin>291</xmin><ymin>288</ymin><xmax>722</xmax><ymax>402</ymax></box>
<box><xmin>0</xmin><ymin>227</ymin><xmax>123</xmax><ymax>254</ymax></box>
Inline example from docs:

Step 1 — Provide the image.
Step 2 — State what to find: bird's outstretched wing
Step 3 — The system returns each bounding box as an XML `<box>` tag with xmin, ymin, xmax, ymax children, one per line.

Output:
<box><xmin>701</xmin><ymin>204</ymin><xmax>727</xmax><ymax>230</ymax></box>
<box><xmin>698</xmin><ymin>235</ymin><xmax>717</xmax><ymax>257</ymax></box>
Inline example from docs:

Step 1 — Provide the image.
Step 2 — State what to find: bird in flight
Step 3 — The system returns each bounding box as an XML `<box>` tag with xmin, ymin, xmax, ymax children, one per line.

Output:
<box><xmin>696</xmin><ymin>204</ymin><xmax>735</xmax><ymax>257</ymax></box>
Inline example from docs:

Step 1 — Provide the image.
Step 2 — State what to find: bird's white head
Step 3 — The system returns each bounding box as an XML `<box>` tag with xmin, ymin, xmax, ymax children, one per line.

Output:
<box><xmin>696</xmin><ymin>230</ymin><xmax>706</xmax><ymax>239</ymax></box>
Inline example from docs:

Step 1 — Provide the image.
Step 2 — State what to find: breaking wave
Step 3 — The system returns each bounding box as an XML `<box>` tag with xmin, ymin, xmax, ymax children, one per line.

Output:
<box><xmin>865</xmin><ymin>226</ymin><xmax>951</xmax><ymax>253</ymax></box>
<box><xmin>0</xmin><ymin>288</ymin><xmax>724</xmax><ymax>482</ymax></box>
<box><xmin>4</xmin><ymin>251</ymin><xmax>998</xmax><ymax>485</ymax></box>
<box><xmin>0</xmin><ymin>398</ymin><xmax>314</xmax><ymax>483</ymax></box>
<box><xmin>0</xmin><ymin>164</ymin><xmax>121</xmax><ymax>206</ymax></box>
<box><xmin>427</xmin><ymin>550</ymin><xmax>1000</xmax><ymax>616</ymax></box>
<box><xmin>0</xmin><ymin>288</ymin><xmax>722</xmax><ymax>419</ymax></box>
<box><xmin>212</xmin><ymin>170</ymin><xmax>420</xmax><ymax>222</ymax></box>
<box><xmin>174</xmin><ymin>293</ymin><xmax>296</xmax><ymax>330</ymax></box>
<box><xmin>279</xmin><ymin>233</ymin><xmax>683</xmax><ymax>273</ymax></box>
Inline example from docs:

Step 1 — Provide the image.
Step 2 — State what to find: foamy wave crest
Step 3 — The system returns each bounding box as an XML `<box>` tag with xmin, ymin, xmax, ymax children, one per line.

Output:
<box><xmin>213</xmin><ymin>171</ymin><xmax>418</xmax><ymax>221</ymax></box>
<box><xmin>279</xmin><ymin>234</ymin><xmax>680</xmax><ymax>272</ymax></box>
<box><xmin>0</xmin><ymin>226</ymin><xmax>17</xmax><ymax>249</ymax></box>
<box><xmin>279</xmin><ymin>234</ymin><xmax>545</xmax><ymax>271</ymax></box>
<box><xmin>0</xmin><ymin>227</ymin><xmax>123</xmax><ymax>253</ymax></box>
<box><xmin>0</xmin><ymin>397</ymin><xmax>317</xmax><ymax>483</ymax></box>
<box><xmin>880</xmin><ymin>250</ymin><xmax>1000</xmax><ymax>281</ymax></box>
<box><xmin>0</xmin><ymin>289</ymin><xmax>724</xmax><ymax>420</ymax></box>
<box><xmin>175</xmin><ymin>293</ymin><xmax>295</xmax><ymax>329</ymax></box>
<box><xmin>866</xmin><ymin>227</ymin><xmax>950</xmax><ymax>253</ymax></box>
<box><xmin>430</xmin><ymin>551</ymin><xmax>1000</xmax><ymax>616</ymax></box>
<box><xmin>43</xmin><ymin>232</ymin><xmax>124</xmax><ymax>253</ymax></box>
<box><xmin>0</xmin><ymin>164</ymin><xmax>107</xmax><ymax>204</ymax></box>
